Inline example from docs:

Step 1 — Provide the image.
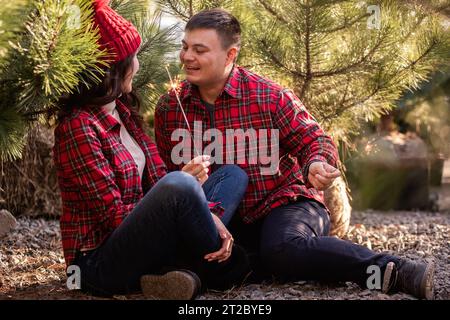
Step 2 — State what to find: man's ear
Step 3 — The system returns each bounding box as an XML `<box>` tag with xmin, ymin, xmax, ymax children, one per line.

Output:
<box><xmin>226</xmin><ymin>47</ymin><xmax>239</xmax><ymax>66</ymax></box>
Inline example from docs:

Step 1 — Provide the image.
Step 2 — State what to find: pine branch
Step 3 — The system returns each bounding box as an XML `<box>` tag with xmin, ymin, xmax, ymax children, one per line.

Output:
<box><xmin>408</xmin><ymin>39</ymin><xmax>438</xmax><ymax>69</ymax></box>
<box><xmin>340</xmin><ymin>77</ymin><xmax>351</xmax><ymax>107</ymax></box>
<box><xmin>0</xmin><ymin>108</ymin><xmax>26</xmax><ymax>162</ymax></box>
<box><xmin>398</xmin><ymin>0</ymin><xmax>450</xmax><ymax>18</ymax></box>
<box><xmin>160</xmin><ymin>0</ymin><xmax>191</xmax><ymax>20</ymax></box>
<box><xmin>299</xmin><ymin>5</ymin><xmax>312</xmax><ymax>99</ymax></box>
<box><xmin>311</xmin><ymin>33</ymin><xmax>387</xmax><ymax>78</ymax></box>
<box><xmin>322</xmin><ymin>12</ymin><xmax>370</xmax><ymax>33</ymax></box>
<box><xmin>189</xmin><ymin>0</ymin><xmax>194</xmax><ymax>18</ymax></box>
<box><xmin>326</xmin><ymin>38</ymin><xmax>441</xmax><ymax>122</ymax></box>
<box><xmin>258</xmin><ymin>39</ymin><xmax>307</xmax><ymax>78</ymax></box>
<box><xmin>256</xmin><ymin>0</ymin><xmax>288</xmax><ymax>25</ymax></box>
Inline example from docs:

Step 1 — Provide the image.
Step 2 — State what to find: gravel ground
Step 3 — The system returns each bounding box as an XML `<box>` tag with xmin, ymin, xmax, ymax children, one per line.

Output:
<box><xmin>0</xmin><ymin>210</ymin><xmax>448</xmax><ymax>300</ymax></box>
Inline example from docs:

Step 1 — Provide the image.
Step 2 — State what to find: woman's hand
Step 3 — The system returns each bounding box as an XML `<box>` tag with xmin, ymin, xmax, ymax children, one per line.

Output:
<box><xmin>204</xmin><ymin>214</ymin><xmax>234</xmax><ymax>263</ymax></box>
<box><xmin>182</xmin><ymin>155</ymin><xmax>211</xmax><ymax>185</ymax></box>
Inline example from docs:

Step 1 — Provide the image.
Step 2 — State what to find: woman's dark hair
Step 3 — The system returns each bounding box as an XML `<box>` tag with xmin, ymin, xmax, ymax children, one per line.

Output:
<box><xmin>57</xmin><ymin>54</ymin><xmax>144</xmax><ymax>129</ymax></box>
<box><xmin>186</xmin><ymin>8</ymin><xmax>241</xmax><ymax>50</ymax></box>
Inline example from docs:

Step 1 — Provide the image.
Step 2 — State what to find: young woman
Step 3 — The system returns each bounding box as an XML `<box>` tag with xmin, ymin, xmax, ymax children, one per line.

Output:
<box><xmin>52</xmin><ymin>0</ymin><xmax>249</xmax><ymax>299</ymax></box>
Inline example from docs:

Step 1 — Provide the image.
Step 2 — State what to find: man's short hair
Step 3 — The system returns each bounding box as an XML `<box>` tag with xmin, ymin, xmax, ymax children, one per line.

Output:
<box><xmin>185</xmin><ymin>8</ymin><xmax>241</xmax><ymax>50</ymax></box>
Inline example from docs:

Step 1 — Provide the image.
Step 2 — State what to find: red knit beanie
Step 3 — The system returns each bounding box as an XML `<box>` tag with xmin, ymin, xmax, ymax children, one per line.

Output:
<box><xmin>93</xmin><ymin>0</ymin><xmax>142</xmax><ymax>63</ymax></box>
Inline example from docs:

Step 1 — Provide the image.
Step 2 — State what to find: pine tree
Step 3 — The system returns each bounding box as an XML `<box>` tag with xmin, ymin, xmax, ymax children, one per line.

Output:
<box><xmin>0</xmin><ymin>0</ymin><xmax>179</xmax><ymax>162</ymax></box>
<box><xmin>0</xmin><ymin>0</ymin><xmax>34</xmax><ymax>162</ymax></box>
<box><xmin>0</xmin><ymin>0</ymin><xmax>106</xmax><ymax>161</ymax></box>
<box><xmin>0</xmin><ymin>0</ymin><xmax>179</xmax><ymax>216</ymax></box>
<box><xmin>238</xmin><ymin>0</ymin><xmax>450</xmax><ymax>148</ymax></box>
<box><xmin>159</xmin><ymin>0</ymin><xmax>449</xmax><ymax>149</ymax></box>
<box><xmin>240</xmin><ymin>0</ymin><xmax>449</xmax><ymax>215</ymax></box>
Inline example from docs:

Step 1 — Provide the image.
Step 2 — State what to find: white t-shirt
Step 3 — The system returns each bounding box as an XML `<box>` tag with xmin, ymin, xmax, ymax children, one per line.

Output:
<box><xmin>103</xmin><ymin>102</ymin><xmax>146</xmax><ymax>180</ymax></box>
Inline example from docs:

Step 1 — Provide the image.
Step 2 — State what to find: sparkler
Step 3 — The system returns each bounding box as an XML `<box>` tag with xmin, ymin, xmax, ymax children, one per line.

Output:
<box><xmin>165</xmin><ymin>65</ymin><xmax>201</xmax><ymax>157</ymax></box>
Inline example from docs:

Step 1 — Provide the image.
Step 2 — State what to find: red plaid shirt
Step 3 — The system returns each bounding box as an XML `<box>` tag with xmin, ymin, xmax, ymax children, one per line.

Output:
<box><xmin>53</xmin><ymin>100</ymin><xmax>167</xmax><ymax>265</ymax></box>
<box><xmin>155</xmin><ymin>66</ymin><xmax>338</xmax><ymax>224</ymax></box>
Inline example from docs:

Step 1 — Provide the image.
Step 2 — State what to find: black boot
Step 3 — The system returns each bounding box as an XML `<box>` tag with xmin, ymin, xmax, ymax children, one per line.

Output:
<box><xmin>382</xmin><ymin>259</ymin><xmax>435</xmax><ymax>300</ymax></box>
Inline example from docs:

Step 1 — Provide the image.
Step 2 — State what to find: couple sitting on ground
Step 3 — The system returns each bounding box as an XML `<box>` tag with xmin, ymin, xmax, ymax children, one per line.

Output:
<box><xmin>52</xmin><ymin>1</ymin><xmax>435</xmax><ymax>300</ymax></box>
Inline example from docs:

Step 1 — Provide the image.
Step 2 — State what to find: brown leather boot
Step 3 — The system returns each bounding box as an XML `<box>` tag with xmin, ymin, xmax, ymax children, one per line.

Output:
<box><xmin>382</xmin><ymin>260</ymin><xmax>435</xmax><ymax>300</ymax></box>
<box><xmin>140</xmin><ymin>270</ymin><xmax>201</xmax><ymax>300</ymax></box>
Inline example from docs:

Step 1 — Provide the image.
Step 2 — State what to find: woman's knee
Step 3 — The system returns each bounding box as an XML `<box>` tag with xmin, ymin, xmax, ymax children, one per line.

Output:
<box><xmin>144</xmin><ymin>171</ymin><xmax>208</xmax><ymax>222</ymax></box>
<box><xmin>157</xmin><ymin>171</ymin><xmax>200</xmax><ymax>195</ymax></box>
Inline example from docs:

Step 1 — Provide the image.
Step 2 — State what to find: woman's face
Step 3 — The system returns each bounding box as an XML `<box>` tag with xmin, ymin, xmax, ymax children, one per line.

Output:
<box><xmin>122</xmin><ymin>54</ymin><xmax>140</xmax><ymax>94</ymax></box>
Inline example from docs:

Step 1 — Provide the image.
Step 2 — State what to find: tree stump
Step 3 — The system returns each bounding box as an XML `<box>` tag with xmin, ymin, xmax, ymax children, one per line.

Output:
<box><xmin>0</xmin><ymin>209</ymin><xmax>17</xmax><ymax>237</ymax></box>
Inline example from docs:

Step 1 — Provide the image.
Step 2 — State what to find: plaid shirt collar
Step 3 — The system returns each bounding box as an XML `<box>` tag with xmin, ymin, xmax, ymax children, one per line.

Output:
<box><xmin>182</xmin><ymin>65</ymin><xmax>243</xmax><ymax>101</ymax></box>
<box><xmin>83</xmin><ymin>99</ymin><xmax>132</xmax><ymax>132</ymax></box>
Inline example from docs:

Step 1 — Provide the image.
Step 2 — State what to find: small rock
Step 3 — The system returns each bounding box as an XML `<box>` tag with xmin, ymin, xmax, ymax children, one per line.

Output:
<box><xmin>0</xmin><ymin>210</ymin><xmax>17</xmax><ymax>238</ymax></box>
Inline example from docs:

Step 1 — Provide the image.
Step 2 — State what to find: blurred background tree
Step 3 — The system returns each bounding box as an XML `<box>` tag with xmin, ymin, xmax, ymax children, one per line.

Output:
<box><xmin>396</xmin><ymin>72</ymin><xmax>450</xmax><ymax>159</ymax></box>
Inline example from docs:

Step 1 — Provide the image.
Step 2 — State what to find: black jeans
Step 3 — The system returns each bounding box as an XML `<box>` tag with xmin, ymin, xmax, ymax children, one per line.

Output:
<box><xmin>230</xmin><ymin>198</ymin><xmax>400</xmax><ymax>287</ymax></box>
<box><xmin>74</xmin><ymin>166</ymin><xmax>249</xmax><ymax>296</ymax></box>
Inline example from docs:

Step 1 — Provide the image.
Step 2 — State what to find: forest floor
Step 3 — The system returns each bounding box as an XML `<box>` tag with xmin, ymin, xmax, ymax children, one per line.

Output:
<box><xmin>1</xmin><ymin>162</ymin><xmax>449</xmax><ymax>300</ymax></box>
<box><xmin>1</xmin><ymin>207</ymin><xmax>449</xmax><ymax>300</ymax></box>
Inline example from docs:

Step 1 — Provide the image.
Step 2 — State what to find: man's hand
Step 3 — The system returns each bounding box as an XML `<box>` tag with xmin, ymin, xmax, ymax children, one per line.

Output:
<box><xmin>204</xmin><ymin>214</ymin><xmax>234</xmax><ymax>263</ymax></box>
<box><xmin>182</xmin><ymin>155</ymin><xmax>210</xmax><ymax>185</ymax></box>
<box><xmin>307</xmin><ymin>162</ymin><xmax>340</xmax><ymax>191</ymax></box>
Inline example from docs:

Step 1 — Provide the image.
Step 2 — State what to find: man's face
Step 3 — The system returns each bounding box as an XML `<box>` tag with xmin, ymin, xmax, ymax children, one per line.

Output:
<box><xmin>180</xmin><ymin>28</ymin><xmax>233</xmax><ymax>87</ymax></box>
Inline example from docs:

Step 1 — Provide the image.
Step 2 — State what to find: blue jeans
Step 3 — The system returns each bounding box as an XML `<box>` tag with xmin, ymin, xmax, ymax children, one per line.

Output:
<box><xmin>74</xmin><ymin>165</ymin><xmax>249</xmax><ymax>295</ymax></box>
<box><xmin>202</xmin><ymin>165</ymin><xmax>248</xmax><ymax>226</ymax></box>
<box><xmin>230</xmin><ymin>199</ymin><xmax>400</xmax><ymax>287</ymax></box>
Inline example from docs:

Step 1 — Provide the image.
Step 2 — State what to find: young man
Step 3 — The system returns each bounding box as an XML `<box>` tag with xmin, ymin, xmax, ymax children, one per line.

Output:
<box><xmin>154</xmin><ymin>9</ymin><xmax>435</xmax><ymax>299</ymax></box>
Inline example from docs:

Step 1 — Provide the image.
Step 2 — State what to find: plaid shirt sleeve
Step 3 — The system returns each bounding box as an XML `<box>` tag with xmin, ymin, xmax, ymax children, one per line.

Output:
<box><xmin>57</xmin><ymin>117</ymin><xmax>136</xmax><ymax>229</ymax></box>
<box><xmin>273</xmin><ymin>89</ymin><xmax>338</xmax><ymax>187</ymax></box>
